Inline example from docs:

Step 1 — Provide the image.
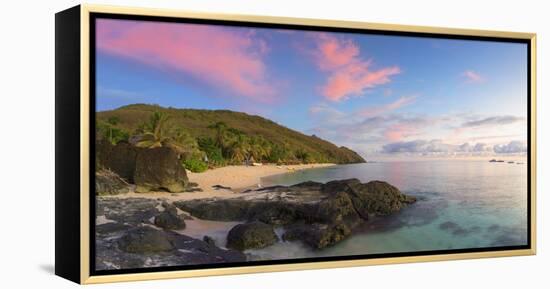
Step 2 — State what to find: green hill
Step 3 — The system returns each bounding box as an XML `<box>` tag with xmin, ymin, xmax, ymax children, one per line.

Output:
<box><xmin>96</xmin><ymin>104</ymin><xmax>365</xmax><ymax>170</ymax></box>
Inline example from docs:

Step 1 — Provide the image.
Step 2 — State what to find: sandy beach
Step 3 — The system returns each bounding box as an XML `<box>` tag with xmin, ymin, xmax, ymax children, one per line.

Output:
<box><xmin>108</xmin><ymin>163</ymin><xmax>335</xmax><ymax>202</ymax></box>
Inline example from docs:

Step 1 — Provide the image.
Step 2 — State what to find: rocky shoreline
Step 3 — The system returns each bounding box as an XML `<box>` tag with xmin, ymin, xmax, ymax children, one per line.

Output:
<box><xmin>95</xmin><ymin>141</ymin><xmax>416</xmax><ymax>269</ymax></box>
<box><xmin>175</xmin><ymin>178</ymin><xmax>416</xmax><ymax>249</ymax></box>
<box><xmin>96</xmin><ymin>198</ymin><xmax>246</xmax><ymax>270</ymax></box>
<box><xmin>96</xmin><ymin>179</ymin><xmax>416</xmax><ymax>269</ymax></box>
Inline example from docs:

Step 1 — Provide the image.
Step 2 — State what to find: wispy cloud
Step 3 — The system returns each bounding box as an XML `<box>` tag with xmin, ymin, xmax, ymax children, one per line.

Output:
<box><xmin>313</xmin><ymin>34</ymin><xmax>359</xmax><ymax>71</ymax></box>
<box><xmin>383</xmin><ymin>122</ymin><xmax>420</xmax><ymax>142</ymax></box>
<box><xmin>97</xmin><ymin>86</ymin><xmax>146</xmax><ymax>100</ymax></box>
<box><xmin>308</xmin><ymin>104</ymin><xmax>438</xmax><ymax>155</ymax></box>
<box><xmin>359</xmin><ymin>95</ymin><xmax>417</xmax><ymax>117</ymax></box>
<box><xmin>307</xmin><ymin>103</ymin><xmax>526</xmax><ymax>157</ymax></box>
<box><xmin>383</xmin><ymin>139</ymin><xmax>453</xmax><ymax>154</ymax></box>
<box><xmin>461</xmin><ymin>116</ymin><xmax>525</xmax><ymax>128</ymax></box>
<box><xmin>462</xmin><ymin>70</ymin><xmax>484</xmax><ymax>83</ymax></box>
<box><xmin>97</xmin><ymin>19</ymin><xmax>276</xmax><ymax>102</ymax></box>
<box><xmin>310</xmin><ymin>33</ymin><xmax>400</xmax><ymax>101</ymax></box>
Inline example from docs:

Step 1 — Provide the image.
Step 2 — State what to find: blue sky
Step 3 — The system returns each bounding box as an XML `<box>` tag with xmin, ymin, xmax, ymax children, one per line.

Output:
<box><xmin>96</xmin><ymin>19</ymin><xmax>528</xmax><ymax>159</ymax></box>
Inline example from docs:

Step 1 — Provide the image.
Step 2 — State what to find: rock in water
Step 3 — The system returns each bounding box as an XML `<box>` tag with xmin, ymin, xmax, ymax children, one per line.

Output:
<box><xmin>283</xmin><ymin>223</ymin><xmax>352</xmax><ymax>249</ymax></box>
<box><xmin>176</xmin><ymin>178</ymin><xmax>416</xmax><ymax>249</ymax></box>
<box><xmin>154</xmin><ymin>210</ymin><xmax>186</xmax><ymax>230</ymax></box>
<box><xmin>117</xmin><ymin>226</ymin><xmax>174</xmax><ymax>253</ymax></box>
<box><xmin>226</xmin><ymin>222</ymin><xmax>278</xmax><ymax>250</ymax></box>
<box><xmin>134</xmin><ymin>147</ymin><xmax>189</xmax><ymax>193</ymax></box>
<box><xmin>95</xmin><ymin>169</ymin><xmax>129</xmax><ymax>195</ymax></box>
<box><xmin>315</xmin><ymin>190</ymin><xmax>362</xmax><ymax>225</ymax></box>
<box><xmin>176</xmin><ymin>199</ymin><xmax>251</xmax><ymax>221</ymax></box>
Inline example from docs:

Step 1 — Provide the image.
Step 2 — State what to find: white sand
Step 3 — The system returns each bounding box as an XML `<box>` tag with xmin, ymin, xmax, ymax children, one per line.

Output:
<box><xmin>107</xmin><ymin>163</ymin><xmax>334</xmax><ymax>202</ymax></box>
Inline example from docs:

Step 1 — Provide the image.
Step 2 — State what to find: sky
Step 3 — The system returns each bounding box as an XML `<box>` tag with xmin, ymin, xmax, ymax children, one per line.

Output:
<box><xmin>95</xmin><ymin>18</ymin><xmax>528</xmax><ymax>160</ymax></box>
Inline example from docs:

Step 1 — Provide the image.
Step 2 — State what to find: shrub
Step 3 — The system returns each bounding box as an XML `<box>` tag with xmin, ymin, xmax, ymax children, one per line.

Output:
<box><xmin>183</xmin><ymin>158</ymin><xmax>208</xmax><ymax>173</ymax></box>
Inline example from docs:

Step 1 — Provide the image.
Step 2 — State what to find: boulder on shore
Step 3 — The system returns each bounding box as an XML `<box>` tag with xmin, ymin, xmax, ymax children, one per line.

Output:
<box><xmin>97</xmin><ymin>141</ymin><xmax>190</xmax><ymax>193</ymax></box>
<box><xmin>175</xmin><ymin>178</ymin><xmax>416</xmax><ymax>249</ymax></box>
<box><xmin>283</xmin><ymin>223</ymin><xmax>352</xmax><ymax>249</ymax></box>
<box><xmin>95</xmin><ymin>197</ymin><xmax>247</xmax><ymax>270</ymax></box>
<box><xmin>96</xmin><ymin>140</ymin><xmax>140</xmax><ymax>183</ymax></box>
<box><xmin>154</xmin><ymin>210</ymin><xmax>186</xmax><ymax>230</ymax></box>
<box><xmin>117</xmin><ymin>226</ymin><xmax>174</xmax><ymax>253</ymax></box>
<box><xmin>175</xmin><ymin>179</ymin><xmax>415</xmax><ymax>224</ymax></box>
<box><xmin>134</xmin><ymin>147</ymin><xmax>189</xmax><ymax>193</ymax></box>
<box><xmin>226</xmin><ymin>222</ymin><xmax>278</xmax><ymax>251</ymax></box>
<box><xmin>95</xmin><ymin>169</ymin><xmax>129</xmax><ymax>195</ymax></box>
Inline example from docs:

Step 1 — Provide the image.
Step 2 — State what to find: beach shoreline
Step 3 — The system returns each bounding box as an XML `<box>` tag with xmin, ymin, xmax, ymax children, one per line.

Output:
<box><xmin>106</xmin><ymin>163</ymin><xmax>336</xmax><ymax>202</ymax></box>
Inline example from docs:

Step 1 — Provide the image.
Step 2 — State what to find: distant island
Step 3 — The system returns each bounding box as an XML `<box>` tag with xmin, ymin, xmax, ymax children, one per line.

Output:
<box><xmin>96</xmin><ymin>104</ymin><xmax>365</xmax><ymax>174</ymax></box>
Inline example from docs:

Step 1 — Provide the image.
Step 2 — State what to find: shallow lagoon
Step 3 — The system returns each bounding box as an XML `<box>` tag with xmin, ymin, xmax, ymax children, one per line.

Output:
<box><xmin>246</xmin><ymin>160</ymin><xmax>528</xmax><ymax>259</ymax></box>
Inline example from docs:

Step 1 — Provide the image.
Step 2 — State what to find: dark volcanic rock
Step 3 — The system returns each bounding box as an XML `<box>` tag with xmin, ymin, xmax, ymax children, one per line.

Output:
<box><xmin>175</xmin><ymin>178</ymin><xmax>416</xmax><ymax>249</ymax></box>
<box><xmin>316</xmin><ymin>190</ymin><xmax>362</xmax><ymax>225</ymax></box>
<box><xmin>322</xmin><ymin>179</ymin><xmax>414</xmax><ymax>217</ymax></box>
<box><xmin>175</xmin><ymin>179</ymin><xmax>414</xmax><ymax>223</ymax></box>
<box><xmin>226</xmin><ymin>222</ymin><xmax>278</xmax><ymax>251</ymax></box>
<box><xmin>96</xmin><ymin>222</ymin><xmax>132</xmax><ymax>235</ymax></box>
<box><xmin>97</xmin><ymin>197</ymin><xmax>160</xmax><ymax>225</ymax></box>
<box><xmin>185</xmin><ymin>182</ymin><xmax>203</xmax><ymax>192</ymax></box>
<box><xmin>95</xmin><ymin>197</ymin><xmax>246</xmax><ymax>270</ymax></box>
<box><xmin>117</xmin><ymin>226</ymin><xmax>175</xmax><ymax>253</ymax></box>
<box><xmin>134</xmin><ymin>147</ymin><xmax>189</xmax><ymax>193</ymax></box>
<box><xmin>247</xmin><ymin>202</ymin><xmax>308</xmax><ymax>225</ymax></box>
<box><xmin>97</xmin><ymin>141</ymin><xmax>190</xmax><ymax>193</ymax></box>
<box><xmin>203</xmin><ymin>235</ymin><xmax>216</xmax><ymax>246</ymax></box>
<box><xmin>357</xmin><ymin>180</ymin><xmax>414</xmax><ymax>215</ymax></box>
<box><xmin>154</xmin><ymin>210</ymin><xmax>186</xmax><ymax>230</ymax></box>
<box><xmin>283</xmin><ymin>223</ymin><xmax>352</xmax><ymax>249</ymax></box>
<box><xmin>176</xmin><ymin>199</ymin><xmax>251</xmax><ymax>221</ymax></box>
<box><xmin>96</xmin><ymin>169</ymin><xmax>130</xmax><ymax>195</ymax></box>
<box><xmin>97</xmin><ymin>141</ymin><xmax>141</xmax><ymax>183</ymax></box>
<box><xmin>212</xmin><ymin>184</ymin><xmax>232</xmax><ymax>190</ymax></box>
<box><xmin>161</xmin><ymin>201</ymin><xmax>178</xmax><ymax>215</ymax></box>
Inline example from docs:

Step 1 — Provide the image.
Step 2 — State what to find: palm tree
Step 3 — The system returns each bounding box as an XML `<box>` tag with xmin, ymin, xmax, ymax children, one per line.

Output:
<box><xmin>105</xmin><ymin>116</ymin><xmax>120</xmax><ymax>144</ymax></box>
<box><xmin>172</xmin><ymin>128</ymin><xmax>198</xmax><ymax>150</ymax></box>
<box><xmin>208</xmin><ymin>121</ymin><xmax>228</xmax><ymax>150</ymax></box>
<box><xmin>136</xmin><ymin>111</ymin><xmax>171</xmax><ymax>148</ymax></box>
<box><xmin>166</xmin><ymin>127</ymin><xmax>200</xmax><ymax>157</ymax></box>
<box><xmin>249</xmin><ymin>136</ymin><xmax>270</xmax><ymax>162</ymax></box>
<box><xmin>229</xmin><ymin>134</ymin><xmax>250</xmax><ymax>164</ymax></box>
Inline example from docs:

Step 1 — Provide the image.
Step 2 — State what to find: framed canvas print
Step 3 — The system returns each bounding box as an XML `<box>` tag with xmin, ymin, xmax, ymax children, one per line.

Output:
<box><xmin>55</xmin><ymin>4</ymin><xmax>537</xmax><ymax>284</ymax></box>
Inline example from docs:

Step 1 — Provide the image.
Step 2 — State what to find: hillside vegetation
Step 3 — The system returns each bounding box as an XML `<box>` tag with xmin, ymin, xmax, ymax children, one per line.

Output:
<box><xmin>96</xmin><ymin>104</ymin><xmax>365</xmax><ymax>172</ymax></box>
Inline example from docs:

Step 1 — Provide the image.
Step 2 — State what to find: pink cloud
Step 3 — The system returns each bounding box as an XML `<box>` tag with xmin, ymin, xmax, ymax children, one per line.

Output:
<box><xmin>384</xmin><ymin>123</ymin><xmax>417</xmax><ymax>142</ymax></box>
<box><xmin>96</xmin><ymin>19</ymin><xmax>275</xmax><ymax>102</ymax></box>
<box><xmin>311</xmin><ymin>34</ymin><xmax>401</xmax><ymax>101</ymax></box>
<box><xmin>313</xmin><ymin>34</ymin><xmax>359</xmax><ymax>70</ymax></box>
<box><xmin>462</xmin><ymin>70</ymin><xmax>484</xmax><ymax>83</ymax></box>
<box><xmin>359</xmin><ymin>95</ymin><xmax>417</xmax><ymax>117</ymax></box>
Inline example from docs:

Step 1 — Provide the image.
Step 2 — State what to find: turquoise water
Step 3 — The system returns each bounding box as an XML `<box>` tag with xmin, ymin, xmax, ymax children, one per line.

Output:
<box><xmin>248</xmin><ymin>160</ymin><xmax>528</xmax><ymax>259</ymax></box>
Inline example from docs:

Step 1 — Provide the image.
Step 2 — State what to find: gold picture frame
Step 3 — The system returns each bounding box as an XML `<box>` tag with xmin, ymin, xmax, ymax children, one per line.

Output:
<box><xmin>55</xmin><ymin>4</ymin><xmax>536</xmax><ymax>284</ymax></box>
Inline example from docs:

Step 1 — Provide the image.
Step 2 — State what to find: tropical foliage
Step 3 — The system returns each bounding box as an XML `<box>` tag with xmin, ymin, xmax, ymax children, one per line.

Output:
<box><xmin>96</xmin><ymin>116</ymin><xmax>129</xmax><ymax>145</ymax></box>
<box><xmin>134</xmin><ymin>111</ymin><xmax>171</xmax><ymax>148</ymax></box>
<box><xmin>96</xmin><ymin>104</ymin><xmax>365</xmax><ymax>171</ymax></box>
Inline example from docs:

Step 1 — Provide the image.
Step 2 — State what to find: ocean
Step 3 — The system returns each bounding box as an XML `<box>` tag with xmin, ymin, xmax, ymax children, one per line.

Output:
<box><xmin>242</xmin><ymin>160</ymin><xmax>529</xmax><ymax>260</ymax></box>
